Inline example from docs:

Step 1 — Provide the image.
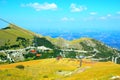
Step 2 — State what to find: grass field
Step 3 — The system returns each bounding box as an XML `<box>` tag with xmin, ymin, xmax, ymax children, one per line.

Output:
<box><xmin>0</xmin><ymin>58</ymin><xmax>120</xmax><ymax>80</ymax></box>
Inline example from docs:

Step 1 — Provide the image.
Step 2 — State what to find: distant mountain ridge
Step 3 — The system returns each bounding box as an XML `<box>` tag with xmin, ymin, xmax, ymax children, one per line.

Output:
<box><xmin>0</xmin><ymin>24</ymin><xmax>120</xmax><ymax>60</ymax></box>
<box><xmin>40</xmin><ymin>31</ymin><xmax>120</xmax><ymax>50</ymax></box>
<box><xmin>45</xmin><ymin>36</ymin><xmax>120</xmax><ymax>59</ymax></box>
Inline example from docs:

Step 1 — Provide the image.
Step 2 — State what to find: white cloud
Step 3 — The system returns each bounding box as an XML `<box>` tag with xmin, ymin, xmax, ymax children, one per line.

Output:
<box><xmin>21</xmin><ymin>2</ymin><xmax>57</xmax><ymax>11</ymax></box>
<box><xmin>107</xmin><ymin>14</ymin><xmax>111</xmax><ymax>17</ymax></box>
<box><xmin>61</xmin><ymin>17</ymin><xmax>68</xmax><ymax>21</ymax></box>
<box><xmin>99</xmin><ymin>14</ymin><xmax>111</xmax><ymax>20</ymax></box>
<box><xmin>100</xmin><ymin>16</ymin><xmax>107</xmax><ymax>20</ymax></box>
<box><xmin>90</xmin><ymin>12</ymin><xmax>97</xmax><ymax>15</ymax></box>
<box><xmin>61</xmin><ymin>17</ymin><xmax>74</xmax><ymax>21</ymax></box>
<box><xmin>117</xmin><ymin>11</ymin><xmax>120</xmax><ymax>14</ymax></box>
<box><xmin>70</xmin><ymin>3</ymin><xmax>87</xmax><ymax>12</ymax></box>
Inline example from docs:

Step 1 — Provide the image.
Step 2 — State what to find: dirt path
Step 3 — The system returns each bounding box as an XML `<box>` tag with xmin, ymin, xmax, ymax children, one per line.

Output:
<box><xmin>56</xmin><ymin>66</ymin><xmax>91</xmax><ymax>77</ymax></box>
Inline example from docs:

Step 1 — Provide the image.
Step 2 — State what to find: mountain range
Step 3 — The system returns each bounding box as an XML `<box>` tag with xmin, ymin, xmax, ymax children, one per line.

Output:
<box><xmin>40</xmin><ymin>30</ymin><xmax>120</xmax><ymax>50</ymax></box>
<box><xmin>0</xmin><ymin>24</ymin><xmax>120</xmax><ymax>61</ymax></box>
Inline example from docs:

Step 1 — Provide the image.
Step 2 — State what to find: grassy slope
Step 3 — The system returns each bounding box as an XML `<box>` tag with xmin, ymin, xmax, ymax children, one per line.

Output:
<box><xmin>0</xmin><ymin>58</ymin><xmax>120</xmax><ymax>80</ymax></box>
<box><xmin>0</xmin><ymin>24</ymin><xmax>117</xmax><ymax>53</ymax></box>
<box><xmin>0</xmin><ymin>24</ymin><xmax>35</xmax><ymax>46</ymax></box>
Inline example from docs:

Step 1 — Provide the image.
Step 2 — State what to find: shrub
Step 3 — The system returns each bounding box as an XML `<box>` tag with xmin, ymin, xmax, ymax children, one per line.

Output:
<box><xmin>6</xmin><ymin>74</ymin><xmax>12</xmax><ymax>76</ymax></box>
<box><xmin>16</xmin><ymin>65</ymin><xmax>25</xmax><ymax>69</ymax></box>
<box><xmin>43</xmin><ymin>75</ymin><xmax>48</xmax><ymax>78</ymax></box>
<box><xmin>58</xmin><ymin>70</ymin><xmax>62</xmax><ymax>72</ymax></box>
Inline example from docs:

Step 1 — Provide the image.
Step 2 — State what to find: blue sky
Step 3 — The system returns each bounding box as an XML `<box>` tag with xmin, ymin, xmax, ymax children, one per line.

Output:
<box><xmin>0</xmin><ymin>0</ymin><xmax>120</xmax><ymax>33</ymax></box>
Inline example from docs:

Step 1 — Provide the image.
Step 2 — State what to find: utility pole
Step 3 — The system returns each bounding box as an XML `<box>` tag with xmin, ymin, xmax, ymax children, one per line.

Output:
<box><xmin>76</xmin><ymin>54</ymin><xmax>84</xmax><ymax>67</ymax></box>
<box><xmin>80</xmin><ymin>58</ymin><xmax>82</xmax><ymax>67</ymax></box>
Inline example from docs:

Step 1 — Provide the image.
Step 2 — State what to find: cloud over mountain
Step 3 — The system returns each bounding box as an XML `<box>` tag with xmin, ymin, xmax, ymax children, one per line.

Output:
<box><xmin>21</xmin><ymin>2</ymin><xmax>57</xmax><ymax>11</ymax></box>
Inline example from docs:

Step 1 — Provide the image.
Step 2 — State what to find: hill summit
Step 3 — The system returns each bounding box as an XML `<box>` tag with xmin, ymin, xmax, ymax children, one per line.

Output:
<box><xmin>0</xmin><ymin>24</ymin><xmax>38</xmax><ymax>49</ymax></box>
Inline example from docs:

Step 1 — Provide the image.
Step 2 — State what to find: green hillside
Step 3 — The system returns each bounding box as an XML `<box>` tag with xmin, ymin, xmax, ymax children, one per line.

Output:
<box><xmin>45</xmin><ymin>37</ymin><xmax>119</xmax><ymax>59</ymax></box>
<box><xmin>0</xmin><ymin>24</ymin><xmax>35</xmax><ymax>49</ymax></box>
<box><xmin>0</xmin><ymin>24</ymin><xmax>119</xmax><ymax>60</ymax></box>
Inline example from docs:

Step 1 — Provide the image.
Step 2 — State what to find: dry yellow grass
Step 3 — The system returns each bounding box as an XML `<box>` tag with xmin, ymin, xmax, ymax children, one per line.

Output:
<box><xmin>0</xmin><ymin>58</ymin><xmax>120</xmax><ymax>80</ymax></box>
